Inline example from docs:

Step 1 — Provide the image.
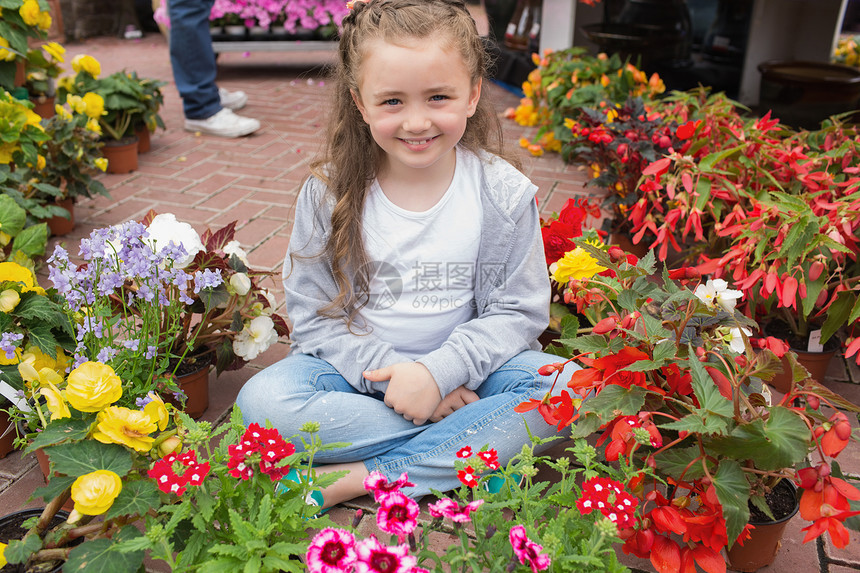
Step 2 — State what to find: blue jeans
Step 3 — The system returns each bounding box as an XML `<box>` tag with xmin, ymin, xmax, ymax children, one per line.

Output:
<box><xmin>167</xmin><ymin>0</ymin><xmax>221</xmax><ymax>119</ymax></box>
<box><xmin>236</xmin><ymin>350</ymin><xmax>577</xmax><ymax>498</ymax></box>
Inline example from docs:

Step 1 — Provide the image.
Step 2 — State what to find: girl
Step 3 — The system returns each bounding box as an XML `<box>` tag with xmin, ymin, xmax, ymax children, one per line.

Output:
<box><xmin>236</xmin><ymin>0</ymin><xmax>573</xmax><ymax>507</ymax></box>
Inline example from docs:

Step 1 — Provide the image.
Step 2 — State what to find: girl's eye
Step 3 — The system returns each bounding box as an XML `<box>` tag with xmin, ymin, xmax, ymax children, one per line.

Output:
<box><xmin>383</xmin><ymin>98</ymin><xmax>401</xmax><ymax>106</ymax></box>
<box><xmin>430</xmin><ymin>95</ymin><xmax>447</xmax><ymax>102</ymax></box>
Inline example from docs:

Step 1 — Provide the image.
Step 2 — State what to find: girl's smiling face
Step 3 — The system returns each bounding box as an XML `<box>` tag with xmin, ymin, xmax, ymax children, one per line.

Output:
<box><xmin>351</xmin><ymin>36</ymin><xmax>482</xmax><ymax>182</ymax></box>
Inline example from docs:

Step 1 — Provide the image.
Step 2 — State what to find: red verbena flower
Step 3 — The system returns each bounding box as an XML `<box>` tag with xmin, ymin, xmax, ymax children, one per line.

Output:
<box><xmin>576</xmin><ymin>476</ymin><xmax>639</xmax><ymax>529</ymax></box>
<box><xmin>457</xmin><ymin>466</ymin><xmax>479</xmax><ymax>488</ymax></box>
<box><xmin>456</xmin><ymin>446</ymin><xmax>473</xmax><ymax>459</ymax></box>
<box><xmin>148</xmin><ymin>450</ymin><xmax>211</xmax><ymax>497</ymax></box>
<box><xmin>227</xmin><ymin>423</ymin><xmax>295</xmax><ymax>481</ymax></box>
<box><xmin>477</xmin><ymin>448</ymin><xmax>500</xmax><ymax>470</ymax></box>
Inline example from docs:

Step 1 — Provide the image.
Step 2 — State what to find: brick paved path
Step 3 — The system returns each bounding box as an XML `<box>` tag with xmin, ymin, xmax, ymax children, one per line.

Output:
<box><xmin>2</xmin><ymin>32</ymin><xmax>860</xmax><ymax>572</ymax></box>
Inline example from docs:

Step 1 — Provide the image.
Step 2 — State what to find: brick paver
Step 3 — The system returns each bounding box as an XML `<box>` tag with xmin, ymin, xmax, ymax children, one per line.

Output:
<box><xmin>2</xmin><ymin>31</ymin><xmax>860</xmax><ymax>573</ymax></box>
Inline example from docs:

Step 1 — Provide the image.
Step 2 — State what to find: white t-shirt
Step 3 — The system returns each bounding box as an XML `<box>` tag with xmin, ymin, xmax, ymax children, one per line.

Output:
<box><xmin>359</xmin><ymin>148</ymin><xmax>482</xmax><ymax>358</ymax></box>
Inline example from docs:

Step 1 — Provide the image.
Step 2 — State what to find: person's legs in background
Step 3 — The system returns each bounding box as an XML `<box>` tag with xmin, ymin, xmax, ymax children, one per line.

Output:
<box><xmin>166</xmin><ymin>0</ymin><xmax>260</xmax><ymax>137</ymax></box>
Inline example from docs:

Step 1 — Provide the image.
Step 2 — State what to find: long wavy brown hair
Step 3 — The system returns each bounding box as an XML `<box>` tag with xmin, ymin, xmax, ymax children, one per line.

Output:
<box><xmin>308</xmin><ymin>0</ymin><xmax>520</xmax><ymax>326</ymax></box>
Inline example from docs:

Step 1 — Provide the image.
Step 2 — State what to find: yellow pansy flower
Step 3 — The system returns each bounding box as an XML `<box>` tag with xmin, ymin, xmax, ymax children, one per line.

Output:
<box><xmin>65</xmin><ymin>361</ymin><xmax>122</xmax><ymax>412</ymax></box>
<box><xmin>0</xmin><ymin>289</ymin><xmax>19</xmax><ymax>313</ymax></box>
<box><xmin>71</xmin><ymin>470</ymin><xmax>122</xmax><ymax>516</ymax></box>
<box><xmin>144</xmin><ymin>392</ymin><xmax>169</xmax><ymax>431</ymax></box>
<box><xmin>94</xmin><ymin>157</ymin><xmax>108</xmax><ymax>171</ymax></box>
<box><xmin>81</xmin><ymin>92</ymin><xmax>105</xmax><ymax>118</ymax></box>
<box><xmin>550</xmin><ymin>247</ymin><xmax>607</xmax><ymax>283</ymax></box>
<box><xmin>19</xmin><ymin>0</ymin><xmax>41</xmax><ymax>26</ymax></box>
<box><xmin>43</xmin><ymin>42</ymin><xmax>65</xmax><ymax>62</ymax></box>
<box><xmin>71</xmin><ymin>54</ymin><xmax>101</xmax><ymax>78</ymax></box>
<box><xmin>92</xmin><ymin>406</ymin><xmax>157</xmax><ymax>452</ymax></box>
<box><xmin>40</xmin><ymin>382</ymin><xmax>71</xmax><ymax>421</ymax></box>
<box><xmin>0</xmin><ymin>37</ymin><xmax>16</xmax><ymax>62</ymax></box>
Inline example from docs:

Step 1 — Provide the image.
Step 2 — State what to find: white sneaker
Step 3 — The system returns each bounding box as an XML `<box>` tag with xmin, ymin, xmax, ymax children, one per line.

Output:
<box><xmin>218</xmin><ymin>87</ymin><xmax>247</xmax><ymax>111</ymax></box>
<box><xmin>184</xmin><ymin>108</ymin><xmax>261</xmax><ymax>138</ymax></box>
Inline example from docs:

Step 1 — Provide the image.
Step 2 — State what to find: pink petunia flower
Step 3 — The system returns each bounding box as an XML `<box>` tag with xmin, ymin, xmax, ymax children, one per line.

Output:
<box><xmin>306</xmin><ymin>528</ymin><xmax>357</xmax><ymax>573</ymax></box>
<box><xmin>509</xmin><ymin>525</ymin><xmax>551</xmax><ymax>573</ymax></box>
<box><xmin>428</xmin><ymin>497</ymin><xmax>484</xmax><ymax>523</ymax></box>
<box><xmin>354</xmin><ymin>536</ymin><xmax>416</xmax><ymax>573</ymax></box>
<box><xmin>376</xmin><ymin>491</ymin><xmax>420</xmax><ymax>541</ymax></box>
<box><xmin>363</xmin><ymin>471</ymin><xmax>415</xmax><ymax>502</ymax></box>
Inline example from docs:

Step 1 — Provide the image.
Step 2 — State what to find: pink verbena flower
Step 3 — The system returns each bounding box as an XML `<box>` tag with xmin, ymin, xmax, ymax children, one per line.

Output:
<box><xmin>363</xmin><ymin>471</ymin><xmax>415</xmax><ymax>502</ymax></box>
<box><xmin>576</xmin><ymin>476</ymin><xmax>639</xmax><ymax>529</ymax></box>
<box><xmin>306</xmin><ymin>527</ymin><xmax>357</xmax><ymax>573</ymax></box>
<box><xmin>376</xmin><ymin>491</ymin><xmax>420</xmax><ymax>542</ymax></box>
<box><xmin>354</xmin><ymin>537</ymin><xmax>416</xmax><ymax>573</ymax></box>
<box><xmin>509</xmin><ymin>525</ymin><xmax>551</xmax><ymax>573</ymax></box>
<box><xmin>428</xmin><ymin>497</ymin><xmax>484</xmax><ymax>523</ymax></box>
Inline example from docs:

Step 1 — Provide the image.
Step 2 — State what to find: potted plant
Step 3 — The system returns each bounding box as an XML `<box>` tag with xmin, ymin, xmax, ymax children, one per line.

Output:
<box><xmin>0</xmin><ymin>0</ymin><xmax>52</xmax><ymax>93</ymax></box>
<box><xmin>14</xmin><ymin>99</ymin><xmax>109</xmax><ymax>236</ymax></box>
<box><xmin>58</xmin><ymin>55</ymin><xmax>147</xmax><ymax>173</ymax></box>
<box><xmin>23</xmin><ymin>41</ymin><xmax>65</xmax><ymax>118</ymax></box>
<box><xmin>43</xmin><ymin>211</ymin><xmax>290</xmax><ymax>418</ymax></box>
<box><xmin>129</xmin><ymin>71</ymin><xmax>165</xmax><ymax>153</ymax></box>
<box><xmin>522</xmin><ymin>241</ymin><xmax>860</xmax><ymax>572</ymax></box>
<box><xmin>633</xmin><ymin>100</ymin><xmax>860</xmax><ymax>381</ymax></box>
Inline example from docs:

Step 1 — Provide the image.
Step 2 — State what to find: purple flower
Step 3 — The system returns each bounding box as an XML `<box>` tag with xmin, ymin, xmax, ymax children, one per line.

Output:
<box><xmin>96</xmin><ymin>346</ymin><xmax>118</xmax><ymax>363</ymax></box>
<box><xmin>0</xmin><ymin>332</ymin><xmax>24</xmax><ymax>359</ymax></box>
<box><xmin>136</xmin><ymin>395</ymin><xmax>153</xmax><ymax>408</ymax></box>
<box><xmin>193</xmin><ymin>269</ymin><xmax>223</xmax><ymax>294</ymax></box>
<box><xmin>146</xmin><ymin>345</ymin><xmax>158</xmax><ymax>359</ymax></box>
<box><xmin>122</xmin><ymin>339</ymin><xmax>140</xmax><ymax>351</ymax></box>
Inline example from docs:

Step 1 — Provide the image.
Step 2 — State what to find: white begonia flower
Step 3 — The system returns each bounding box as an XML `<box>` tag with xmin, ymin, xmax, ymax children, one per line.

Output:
<box><xmin>223</xmin><ymin>240</ymin><xmax>250</xmax><ymax>266</ymax></box>
<box><xmin>694</xmin><ymin>278</ymin><xmax>743</xmax><ymax>312</ymax></box>
<box><xmin>233</xmin><ymin>315</ymin><xmax>278</xmax><ymax>360</ymax></box>
<box><xmin>726</xmin><ymin>326</ymin><xmax>752</xmax><ymax>354</ymax></box>
<box><xmin>229</xmin><ymin>272</ymin><xmax>251</xmax><ymax>296</ymax></box>
<box><xmin>146</xmin><ymin>213</ymin><xmax>205</xmax><ymax>269</ymax></box>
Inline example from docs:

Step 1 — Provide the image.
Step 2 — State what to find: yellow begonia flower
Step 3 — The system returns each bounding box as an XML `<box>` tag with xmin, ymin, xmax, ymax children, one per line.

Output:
<box><xmin>55</xmin><ymin>104</ymin><xmax>72</xmax><ymax>120</ymax></box>
<box><xmin>66</xmin><ymin>94</ymin><xmax>85</xmax><ymax>115</ymax></box>
<box><xmin>0</xmin><ymin>347</ymin><xmax>21</xmax><ymax>366</ymax></box>
<box><xmin>0</xmin><ymin>289</ymin><xmax>19</xmax><ymax>313</ymax></box>
<box><xmin>36</xmin><ymin>155</ymin><xmax>45</xmax><ymax>170</ymax></box>
<box><xmin>81</xmin><ymin>92</ymin><xmax>105</xmax><ymax>118</ymax></box>
<box><xmin>0</xmin><ymin>541</ymin><xmax>6</xmax><ymax>567</ymax></box>
<box><xmin>24</xmin><ymin>108</ymin><xmax>43</xmax><ymax>131</ymax></box>
<box><xmin>86</xmin><ymin>117</ymin><xmax>101</xmax><ymax>135</ymax></box>
<box><xmin>43</xmin><ymin>42</ymin><xmax>65</xmax><ymax>62</ymax></box>
<box><xmin>550</xmin><ymin>247</ymin><xmax>607</xmax><ymax>283</ymax></box>
<box><xmin>0</xmin><ymin>38</ymin><xmax>16</xmax><ymax>62</ymax></box>
<box><xmin>0</xmin><ymin>143</ymin><xmax>17</xmax><ymax>164</ymax></box>
<box><xmin>71</xmin><ymin>54</ymin><xmax>101</xmax><ymax>78</ymax></box>
<box><xmin>94</xmin><ymin>157</ymin><xmax>108</xmax><ymax>171</ymax></box>
<box><xmin>57</xmin><ymin>75</ymin><xmax>74</xmax><ymax>93</ymax></box>
<box><xmin>65</xmin><ymin>361</ymin><xmax>122</xmax><ymax>412</ymax></box>
<box><xmin>40</xmin><ymin>382</ymin><xmax>71</xmax><ymax>421</ymax></box>
<box><xmin>71</xmin><ymin>470</ymin><xmax>122</xmax><ymax>516</ymax></box>
<box><xmin>0</xmin><ymin>261</ymin><xmax>45</xmax><ymax>294</ymax></box>
<box><xmin>18</xmin><ymin>360</ymin><xmax>64</xmax><ymax>392</ymax></box>
<box><xmin>38</xmin><ymin>11</ymin><xmax>51</xmax><ymax>30</ymax></box>
<box><xmin>19</xmin><ymin>0</ymin><xmax>41</xmax><ymax>26</ymax></box>
<box><xmin>144</xmin><ymin>392</ymin><xmax>169</xmax><ymax>431</ymax></box>
<box><xmin>23</xmin><ymin>345</ymin><xmax>70</xmax><ymax>374</ymax></box>
<box><xmin>92</xmin><ymin>406</ymin><xmax>157</xmax><ymax>452</ymax></box>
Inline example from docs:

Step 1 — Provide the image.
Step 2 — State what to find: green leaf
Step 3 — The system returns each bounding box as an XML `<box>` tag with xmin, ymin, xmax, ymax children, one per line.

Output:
<box><xmin>0</xmin><ymin>194</ymin><xmax>26</xmax><ymax>236</ymax></box>
<box><xmin>569</xmin><ymin>411</ymin><xmax>603</xmax><ymax>438</ymax></box>
<box><xmin>4</xmin><ymin>533</ymin><xmax>43</xmax><ymax>565</ymax></box>
<box><xmin>654</xmin><ymin>446</ymin><xmax>707</xmax><ymax>481</ymax></box>
<box><xmin>49</xmin><ymin>441</ymin><xmax>133</xmax><ymax>478</ymax></box>
<box><xmin>65</xmin><ymin>534</ymin><xmax>144</xmax><ymax>573</ymax></box>
<box><xmin>651</xmin><ymin>340</ymin><xmax>677</xmax><ymax>363</ymax></box>
<box><xmin>687</xmin><ymin>353</ymin><xmax>733</xmax><ymax>418</ymax></box>
<box><xmin>620</xmin><ymin>359</ymin><xmax>663</xmax><ymax>373</ymax></box>
<box><xmin>802</xmin><ymin>275</ymin><xmax>828</xmax><ymax>318</ymax></box>
<box><xmin>561</xmin><ymin>334</ymin><xmax>608</xmax><ymax>354</ymax></box>
<box><xmin>11</xmin><ymin>293</ymin><xmax>56</xmax><ymax>322</ymax></box>
<box><xmin>660</xmin><ymin>411</ymin><xmax>729</xmax><ymax>435</ymax></box>
<box><xmin>105</xmin><ymin>480</ymin><xmax>160</xmax><ymax>520</ymax></box>
<box><xmin>712</xmin><ymin>460</ymin><xmax>751</xmax><ymax>548</ymax></box>
<box><xmin>11</xmin><ymin>223</ymin><xmax>47</xmax><ymax>258</ymax></box>
<box><xmin>25</xmin><ymin>419</ymin><xmax>93</xmax><ymax>451</ymax></box>
<box><xmin>697</xmin><ymin>145</ymin><xmax>746</xmax><ymax>172</ymax></box>
<box><xmin>707</xmin><ymin>407</ymin><xmax>809</xmax><ymax>471</ymax></box>
<box><xmin>582</xmin><ymin>385</ymin><xmax>647</xmax><ymax>420</ymax></box>
<box><xmin>32</xmin><ymin>474</ymin><xmax>75</xmax><ymax>504</ymax></box>
<box><xmin>559</xmin><ymin>313</ymin><xmax>580</xmax><ymax>340</ymax></box>
<box><xmin>822</xmin><ymin>290</ymin><xmax>856</xmax><ymax>344</ymax></box>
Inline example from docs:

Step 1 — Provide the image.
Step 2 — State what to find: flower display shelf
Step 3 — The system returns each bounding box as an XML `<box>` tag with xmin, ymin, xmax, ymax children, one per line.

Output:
<box><xmin>211</xmin><ymin>40</ymin><xmax>337</xmax><ymax>54</ymax></box>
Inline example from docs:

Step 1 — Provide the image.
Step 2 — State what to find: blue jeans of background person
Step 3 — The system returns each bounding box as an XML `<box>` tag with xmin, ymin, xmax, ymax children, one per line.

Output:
<box><xmin>167</xmin><ymin>0</ymin><xmax>221</xmax><ymax>120</ymax></box>
<box><xmin>236</xmin><ymin>350</ymin><xmax>576</xmax><ymax>498</ymax></box>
